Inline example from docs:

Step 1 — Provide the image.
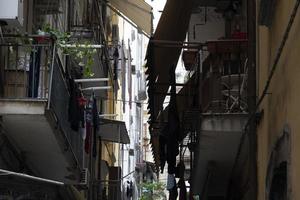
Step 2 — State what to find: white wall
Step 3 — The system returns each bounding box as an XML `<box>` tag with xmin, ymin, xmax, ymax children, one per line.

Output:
<box><xmin>188</xmin><ymin>7</ymin><xmax>225</xmax><ymax>43</ymax></box>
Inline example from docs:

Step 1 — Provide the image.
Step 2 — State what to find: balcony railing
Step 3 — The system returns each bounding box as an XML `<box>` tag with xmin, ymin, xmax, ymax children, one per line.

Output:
<box><xmin>50</xmin><ymin>55</ymin><xmax>83</xmax><ymax>167</ymax></box>
<box><xmin>0</xmin><ymin>42</ymin><xmax>83</xmax><ymax>168</ymax></box>
<box><xmin>0</xmin><ymin>43</ymin><xmax>51</xmax><ymax>99</ymax></box>
<box><xmin>201</xmin><ymin>40</ymin><xmax>248</xmax><ymax>113</ymax></box>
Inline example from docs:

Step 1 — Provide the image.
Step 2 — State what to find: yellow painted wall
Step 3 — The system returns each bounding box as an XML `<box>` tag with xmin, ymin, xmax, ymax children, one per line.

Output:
<box><xmin>102</xmin><ymin>10</ymin><xmax>123</xmax><ymax>169</ymax></box>
<box><xmin>257</xmin><ymin>0</ymin><xmax>300</xmax><ymax>199</ymax></box>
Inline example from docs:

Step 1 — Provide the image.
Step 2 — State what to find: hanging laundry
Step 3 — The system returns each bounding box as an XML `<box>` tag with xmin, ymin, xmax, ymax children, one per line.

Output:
<box><xmin>126</xmin><ymin>181</ymin><xmax>133</xmax><ymax>198</ymax></box>
<box><xmin>113</xmin><ymin>46</ymin><xmax>120</xmax><ymax>99</ymax></box>
<box><xmin>159</xmin><ymin>135</ymin><xmax>167</xmax><ymax>173</ymax></box>
<box><xmin>167</xmin><ymin>174</ymin><xmax>176</xmax><ymax>190</ymax></box>
<box><xmin>68</xmin><ymin>78</ymin><xmax>82</xmax><ymax>131</ymax></box>
<box><xmin>85</xmin><ymin>97</ymin><xmax>93</xmax><ymax>154</ymax></box>
<box><xmin>161</xmin><ymin>65</ymin><xmax>180</xmax><ymax>174</ymax></box>
<box><xmin>92</xmin><ymin>94</ymin><xmax>99</xmax><ymax>157</ymax></box>
<box><xmin>113</xmin><ymin>47</ymin><xmax>119</xmax><ymax>81</ymax></box>
<box><xmin>167</xmin><ymin>131</ymin><xmax>179</xmax><ymax>174</ymax></box>
<box><xmin>169</xmin><ymin>184</ymin><xmax>178</xmax><ymax>200</ymax></box>
<box><xmin>28</xmin><ymin>46</ymin><xmax>42</xmax><ymax>98</ymax></box>
<box><xmin>79</xmin><ymin>96</ymin><xmax>87</xmax><ymax>139</ymax></box>
<box><xmin>167</xmin><ymin>173</ymin><xmax>178</xmax><ymax>200</ymax></box>
<box><xmin>178</xmin><ymin>178</ymin><xmax>187</xmax><ymax>200</ymax></box>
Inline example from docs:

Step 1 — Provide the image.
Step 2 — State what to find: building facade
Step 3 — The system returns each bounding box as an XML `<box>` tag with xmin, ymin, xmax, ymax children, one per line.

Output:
<box><xmin>0</xmin><ymin>0</ymin><xmax>151</xmax><ymax>199</ymax></box>
<box><xmin>257</xmin><ymin>0</ymin><xmax>300</xmax><ymax>199</ymax></box>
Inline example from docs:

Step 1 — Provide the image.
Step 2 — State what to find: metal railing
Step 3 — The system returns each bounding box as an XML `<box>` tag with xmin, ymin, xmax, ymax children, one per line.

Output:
<box><xmin>0</xmin><ymin>43</ymin><xmax>52</xmax><ymax>99</ymax></box>
<box><xmin>201</xmin><ymin>57</ymin><xmax>248</xmax><ymax>113</ymax></box>
<box><xmin>50</xmin><ymin>55</ymin><xmax>84</xmax><ymax>167</ymax></box>
<box><xmin>0</xmin><ymin>42</ymin><xmax>83</xmax><ymax>167</ymax></box>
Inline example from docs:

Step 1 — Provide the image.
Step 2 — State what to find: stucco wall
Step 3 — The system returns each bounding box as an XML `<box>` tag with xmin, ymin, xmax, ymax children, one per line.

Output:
<box><xmin>257</xmin><ymin>0</ymin><xmax>300</xmax><ymax>199</ymax></box>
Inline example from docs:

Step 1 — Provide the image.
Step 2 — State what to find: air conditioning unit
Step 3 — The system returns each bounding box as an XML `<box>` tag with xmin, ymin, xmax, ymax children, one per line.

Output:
<box><xmin>0</xmin><ymin>0</ymin><xmax>24</xmax><ymax>28</ymax></box>
<box><xmin>80</xmin><ymin>168</ymin><xmax>90</xmax><ymax>186</ymax></box>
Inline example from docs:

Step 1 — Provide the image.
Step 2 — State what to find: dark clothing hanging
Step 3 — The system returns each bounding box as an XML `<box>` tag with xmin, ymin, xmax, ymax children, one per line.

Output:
<box><xmin>178</xmin><ymin>178</ymin><xmax>187</xmax><ymax>200</ymax></box>
<box><xmin>113</xmin><ymin>47</ymin><xmax>119</xmax><ymax>80</ymax></box>
<box><xmin>159</xmin><ymin>135</ymin><xmax>167</xmax><ymax>173</ymax></box>
<box><xmin>28</xmin><ymin>47</ymin><xmax>41</xmax><ymax>98</ymax></box>
<box><xmin>85</xmin><ymin>121</ymin><xmax>92</xmax><ymax>154</ymax></box>
<box><xmin>126</xmin><ymin>181</ymin><xmax>133</xmax><ymax>198</ymax></box>
<box><xmin>68</xmin><ymin>79</ymin><xmax>82</xmax><ymax>131</ymax></box>
<box><xmin>85</xmin><ymin>98</ymin><xmax>93</xmax><ymax>154</ymax></box>
<box><xmin>92</xmin><ymin>96</ymin><xmax>99</xmax><ymax>157</ymax></box>
<box><xmin>169</xmin><ymin>185</ymin><xmax>178</xmax><ymax>200</ymax></box>
<box><xmin>161</xmin><ymin>66</ymin><xmax>181</xmax><ymax>174</ymax></box>
<box><xmin>167</xmin><ymin>131</ymin><xmax>179</xmax><ymax>174</ymax></box>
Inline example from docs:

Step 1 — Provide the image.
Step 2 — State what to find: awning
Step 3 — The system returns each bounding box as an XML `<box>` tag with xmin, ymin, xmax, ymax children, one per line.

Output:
<box><xmin>146</xmin><ymin>0</ymin><xmax>194</xmax><ymax>124</ymax></box>
<box><xmin>158</xmin><ymin>74</ymin><xmax>198</xmax><ymax>122</ymax></box>
<box><xmin>98</xmin><ymin>118</ymin><xmax>130</xmax><ymax>144</ymax></box>
<box><xmin>108</xmin><ymin>0</ymin><xmax>152</xmax><ymax>36</ymax></box>
<box><xmin>149</xmin><ymin>74</ymin><xmax>199</xmax><ymax>168</ymax></box>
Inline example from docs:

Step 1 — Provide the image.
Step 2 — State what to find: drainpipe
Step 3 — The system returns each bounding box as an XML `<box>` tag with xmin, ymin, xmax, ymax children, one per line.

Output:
<box><xmin>47</xmin><ymin>43</ymin><xmax>56</xmax><ymax>110</ymax></box>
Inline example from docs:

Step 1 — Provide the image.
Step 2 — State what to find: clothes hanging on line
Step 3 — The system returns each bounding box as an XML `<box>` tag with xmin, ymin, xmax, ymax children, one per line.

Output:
<box><xmin>178</xmin><ymin>178</ymin><xmax>187</xmax><ymax>200</ymax></box>
<box><xmin>28</xmin><ymin>46</ymin><xmax>42</xmax><ymax>98</ymax></box>
<box><xmin>84</xmin><ymin>97</ymin><xmax>93</xmax><ymax>154</ymax></box>
<box><xmin>68</xmin><ymin>78</ymin><xmax>82</xmax><ymax>131</ymax></box>
<box><xmin>92</xmin><ymin>94</ymin><xmax>99</xmax><ymax>157</ymax></box>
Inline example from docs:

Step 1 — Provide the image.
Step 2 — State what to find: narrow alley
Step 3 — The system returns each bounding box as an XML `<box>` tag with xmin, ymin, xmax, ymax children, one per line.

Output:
<box><xmin>0</xmin><ymin>0</ymin><xmax>299</xmax><ymax>200</ymax></box>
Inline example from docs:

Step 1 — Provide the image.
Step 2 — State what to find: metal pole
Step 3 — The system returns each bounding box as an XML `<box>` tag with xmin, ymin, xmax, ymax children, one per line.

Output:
<box><xmin>247</xmin><ymin>0</ymin><xmax>257</xmax><ymax>199</ymax></box>
<box><xmin>118</xmin><ymin>124</ymin><xmax>121</xmax><ymax>200</ymax></box>
<box><xmin>32</xmin><ymin>46</ymin><xmax>36</xmax><ymax>97</ymax></box>
<box><xmin>59</xmin><ymin>44</ymin><xmax>103</xmax><ymax>48</ymax></box>
<box><xmin>47</xmin><ymin>43</ymin><xmax>56</xmax><ymax>110</ymax></box>
<box><xmin>81</xmin><ymin>86</ymin><xmax>112</xmax><ymax>91</ymax></box>
<box><xmin>74</xmin><ymin>78</ymin><xmax>110</xmax><ymax>82</ymax></box>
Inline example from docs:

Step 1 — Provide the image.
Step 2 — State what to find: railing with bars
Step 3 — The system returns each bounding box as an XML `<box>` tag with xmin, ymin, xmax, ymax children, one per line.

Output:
<box><xmin>0</xmin><ymin>42</ymin><xmax>83</xmax><ymax>168</ymax></box>
<box><xmin>50</xmin><ymin>54</ymin><xmax>83</xmax><ymax>167</ymax></box>
<box><xmin>201</xmin><ymin>56</ymin><xmax>248</xmax><ymax>113</ymax></box>
<box><xmin>0</xmin><ymin>43</ymin><xmax>52</xmax><ymax>99</ymax></box>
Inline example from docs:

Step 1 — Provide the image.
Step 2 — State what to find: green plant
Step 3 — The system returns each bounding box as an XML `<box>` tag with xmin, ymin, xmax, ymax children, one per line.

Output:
<box><xmin>42</xmin><ymin>24</ymin><xmax>96</xmax><ymax>77</ymax></box>
<box><xmin>140</xmin><ymin>181</ymin><xmax>166</xmax><ymax>200</ymax></box>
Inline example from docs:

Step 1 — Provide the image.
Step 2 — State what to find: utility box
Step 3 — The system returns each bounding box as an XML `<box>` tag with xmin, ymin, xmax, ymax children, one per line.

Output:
<box><xmin>0</xmin><ymin>0</ymin><xmax>24</xmax><ymax>27</ymax></box>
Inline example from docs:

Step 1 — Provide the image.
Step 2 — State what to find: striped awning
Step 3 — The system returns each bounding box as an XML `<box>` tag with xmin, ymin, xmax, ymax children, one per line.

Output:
<box><xmin>108</xmin><ymin>0</ymin><xmax>152</xmax><ymax>36</ymax></box>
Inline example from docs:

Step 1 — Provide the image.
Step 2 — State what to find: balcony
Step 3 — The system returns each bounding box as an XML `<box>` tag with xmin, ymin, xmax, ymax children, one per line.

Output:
<box><xmin>201</xmin><ymin>40</ymin><xmax>248</xmax><ymax>114</ymax></box>
<box><xmin>0</xmin><ymin>42</ymin><xmax>82</xmax><ymax>183</ymax></box>
<box><xmin>191</xmin><ymin>39</ymin><xmax>249</xmax><ymax>198</ymax></box>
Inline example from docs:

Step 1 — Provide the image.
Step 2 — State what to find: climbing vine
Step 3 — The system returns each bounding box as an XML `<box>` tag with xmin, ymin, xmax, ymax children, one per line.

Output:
<box><xmin>42</xmin><ymin>24</ymin><xmax>97</xmax><ymax>77</ymax></box>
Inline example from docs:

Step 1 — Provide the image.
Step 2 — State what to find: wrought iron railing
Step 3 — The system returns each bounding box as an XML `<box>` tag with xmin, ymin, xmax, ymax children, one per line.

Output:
<box><xmin>201</xmin><ymin>57</ymin><xmax>248</xmax><ymax>113</ymax></box>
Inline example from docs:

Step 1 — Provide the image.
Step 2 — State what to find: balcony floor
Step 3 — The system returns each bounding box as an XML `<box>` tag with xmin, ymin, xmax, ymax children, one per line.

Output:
<box><xmin>0</xmin><ymin>99</ymin><xmax>80</xmax><ymax>184</ymax></box>
<box><xmin>192</xmin><ymin>113</ymin><xmax>248</xmax><ymax>197</ymax></box>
